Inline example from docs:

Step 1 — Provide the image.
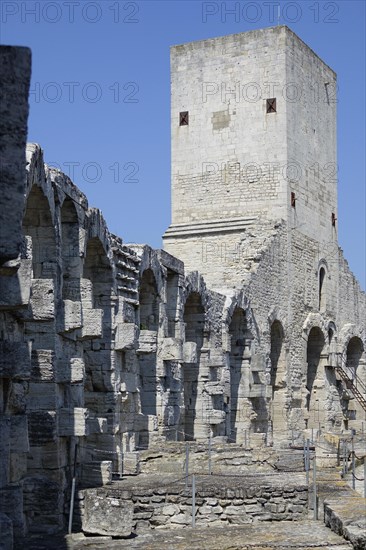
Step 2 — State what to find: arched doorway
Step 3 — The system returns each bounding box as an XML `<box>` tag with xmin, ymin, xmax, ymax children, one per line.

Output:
<box><xmin>229</xmin><ymin>307</ymin><xmax>251</xmax><ymax>442</ymax></box>
<box><xmin>82</xmin><ymin>237</ymin><xmax>115</xmax><ymax>473</ymax></box>
<box><xmin>306</xmin><ymin>327</ymin><xmax>326</xmax><ymax>429</ymax></box>
<box><xmin>182</xmin><ymin>292</ymin><xmax>204</xmax><ymax>441</ymax></box>
<box><xmin>270</xmin><ymin>321</ymin><xmax>287</xmax><ymax>436</ymax></box>
<box><xmin>61</xmin><ymin>198</ymin><xmax>81</xmax><ymax>300</ymax></box>
<box><xmin>345</xmin><ymin>336</ymin><xmax>365</xmax><ymax>431</ymax></box>
<box><xmin>23</xmin><ymin>186</ymin><xmax>56</xmax><ymax>279</ymax></box>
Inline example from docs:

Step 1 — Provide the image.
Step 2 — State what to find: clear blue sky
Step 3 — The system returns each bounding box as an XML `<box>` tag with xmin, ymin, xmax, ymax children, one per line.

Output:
<box><xmin>2</xmin><ymin>0</ymin><xmax>365</xmax><ymax>288</ymax></box>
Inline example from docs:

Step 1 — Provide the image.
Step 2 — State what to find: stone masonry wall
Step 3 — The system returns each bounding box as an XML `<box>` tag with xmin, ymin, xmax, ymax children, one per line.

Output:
<box><xmin>76</xmin><ymin>477</ymin><xmax>308</xmax><ymax>536</ymax></box>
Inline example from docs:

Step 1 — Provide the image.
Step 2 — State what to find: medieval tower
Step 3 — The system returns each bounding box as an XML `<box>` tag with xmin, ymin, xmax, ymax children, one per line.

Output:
<box><xmin>164</xmin><ymin>26</ymin><xmax>337</xmax><ymax>290</ymax></box>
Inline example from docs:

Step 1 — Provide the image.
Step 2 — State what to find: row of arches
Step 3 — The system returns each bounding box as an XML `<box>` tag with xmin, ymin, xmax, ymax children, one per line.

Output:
<box><xmin>21</xmin><ymin>183</ymin><xmax>366</xmax><ymax>452</ymax></box>
<box><xmin>138</xmin><ymin>260</ymin><xmax>365</xmax><ymax>443</ymax></box>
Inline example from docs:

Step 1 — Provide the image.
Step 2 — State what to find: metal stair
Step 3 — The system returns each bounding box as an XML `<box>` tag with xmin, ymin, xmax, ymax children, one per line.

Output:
<box><xmin>335</xmin><ymin>359</ymin><xmax>366</xmax><ymax>412</ymax></box>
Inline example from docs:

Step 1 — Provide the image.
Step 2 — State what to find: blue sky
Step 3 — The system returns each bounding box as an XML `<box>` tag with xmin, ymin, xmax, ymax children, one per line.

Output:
<box><xmin>2</xmin><ymin>0</ymin><xmax>365</xmax><ymax>288</ymax></box>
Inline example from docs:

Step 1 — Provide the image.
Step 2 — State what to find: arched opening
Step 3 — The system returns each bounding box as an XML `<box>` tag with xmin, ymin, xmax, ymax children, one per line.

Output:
<box><xmin>139</xmin><ymin>269</ymin><xmax>159</xmax><ymax>331</ymax></box>
<box><xmin>83</xmin><ymin>237</ymin><xmax>113</xmax><ymax>309</ymax></box>
<box><xmin>270</xmin><ymin>321</ymin><xmax>287</xmax><ymax>436</ymax></box>
<box><xmin>166</xmin><ymin>269</ymin><xmax>179</xmax><ymax>337</ymax></box>
<box><xmin>22</xmin><ymin>186</ymin><xmax>62</xmax><ymax>531</ymax></box>
<box><xmin>306</xmin><ymin>327</ymin><xmax>326</xmax><ymax>429</ymax></box>
<box><xmin>61</xmin><ymin>198</ymin><xmax>80</xmax><ymax>300</ymax></box>
<box><xmin>345</xmin><ymin>336</ymin><xmax>365</xmax><ymax>431</ymax></box>
<box><xmin>319</xmin><ymin>267</ymin><xmax>326</xmax><ymax>311</ymax></box>
<box><xmin>138</xmin><ymin>269</ymin><xmax>160</xmax><ymax>448</ymax></box>
<box><xmin>346</xmin><ymin>337</ymin><xmax>364</xmax><ymax>380</ymax></box>
<box><xmin>22</xmin><ymin>186</ymin><xmax>56</xmax><ymax>279</ymax></box>
<box><xmin>81</xmin><ymin>238</ymin><xmax>115</xmax><ymax>475</ymax></box>
<box><xmin>229</xmin><ymin>308</ymin><xmax>251</xmax><ymax>442</ymax></box>
<box><xmin>182</xmin><ymin>292</ymin><xmax>205</xmax><ymax>441</ymax></box>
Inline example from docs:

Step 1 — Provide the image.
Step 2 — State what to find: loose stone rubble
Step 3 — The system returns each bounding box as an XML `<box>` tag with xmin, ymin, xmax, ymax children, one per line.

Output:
<box><xmin>0</xmin><ymin>26</ymin><xmax>365</xmax><ymax>549</ymax></box>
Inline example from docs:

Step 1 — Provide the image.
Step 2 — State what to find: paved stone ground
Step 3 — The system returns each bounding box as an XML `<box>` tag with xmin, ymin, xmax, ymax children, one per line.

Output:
<box><xmin>20</xmin><ymin>521</ymin><xmax>351</xmax><ymax>550</ymax></box>
<box><xmin>21</xmin><ymin>520</ymin><xmax>351</xmax><ymax>549</ymax></box>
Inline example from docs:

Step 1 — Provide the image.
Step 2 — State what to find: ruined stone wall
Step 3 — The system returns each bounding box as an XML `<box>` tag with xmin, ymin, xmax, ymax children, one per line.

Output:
<box><xmin>76</xmin><ymin>476</ymin><xmax>308</xmax><ymax>536</ymax></box>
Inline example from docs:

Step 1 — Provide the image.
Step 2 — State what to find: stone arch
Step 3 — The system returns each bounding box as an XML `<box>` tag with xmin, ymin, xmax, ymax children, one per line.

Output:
<box><xmin>182</xmin><ymin>271</ymin><xmax>211</xmax><ymax>315</ymax></box>
<box><xmin>83</xmin><ymin>236</ymin><xmax>113</xmax><ymax>309</ymax></box>
<box><xmin>223</xmin><ymin>291</ymin><xmax>259</xmax><ymax>344</ymax></box>
<box><xmin>61</xmin><ymin>197</ymin><xmax>81</xmax><ymax>300</ymax></box>
<box><xmin>182</xmin><ymin>291</ymin><xmax>205</xmax><ymax>441</ymax></box>
<box><xmin>228</xmin><ymin>307</ymin><xmax>253</xmax><ymax>442</ymax></box>
<box><xmin>81</xmin><ymin>235</ymin><xmax>116</xmax><ymax>473</ymax></box>
<box><xmin>139</xmin><ymin>269</ymin><xmax>159</xmax><ymax>331</ymax></box>
<box><xmin>269</xmin><ymin>320</ymin><xmax>287</xmax><ymax>435</ymax></box>
<box><xmin>138</xmin><ymin>268</ymin><xmax>160</xmax><ymax>448</ymax></box>
<box><xmin>305</xmin><ymin>326</ymin><xmax>326</xmax><ymax>429</ymax></box>
<box><xmin>345</xmin><ymin>336</ymin><xmax>364</xmax><ymax>379</ymax></box>
<box><xmin>22</xmin><ymin>185</ymin><xmax>56</xmax><ymax>279</ymax></box>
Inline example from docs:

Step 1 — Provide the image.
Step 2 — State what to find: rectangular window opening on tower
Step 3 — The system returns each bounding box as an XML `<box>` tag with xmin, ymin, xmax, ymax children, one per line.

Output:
<box><xmin>266</xmin><ymin>98</ymin><xmax>276</xmax><ymax>113</ymax></box>
<box><xmin>291</xmin><ymin>192</ymin><xmax>296</xmax><ymax>207</ymax></box>
<box><xmin>179</xmin><ymin>111</ymin><xmax>189</xmax><ymax>126</ymax></box>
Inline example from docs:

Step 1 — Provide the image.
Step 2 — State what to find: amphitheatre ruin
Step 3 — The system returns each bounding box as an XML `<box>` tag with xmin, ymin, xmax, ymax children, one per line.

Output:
<box><xmin>0</xmin><ymin>25</ymin><xmax>365</xmax><ymax>549</ymax></box>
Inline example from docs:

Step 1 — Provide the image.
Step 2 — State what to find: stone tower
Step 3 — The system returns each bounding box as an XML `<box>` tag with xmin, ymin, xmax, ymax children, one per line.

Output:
<box><xmin>164</xmin><ymin>26</ymin><xmax>338</xmax><ymax>289</ymax></box>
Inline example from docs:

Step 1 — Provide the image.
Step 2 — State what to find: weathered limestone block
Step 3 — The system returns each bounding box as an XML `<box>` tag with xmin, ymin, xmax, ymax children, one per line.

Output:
<box><xmin>251</xmin><ymin>353</ymin><xmax>266</xmax><ymax>372</ymax></box>
<box><xmin>7</xmin><ymin>381</ymin><xmax>28</xmax><ymax>414</ymax></box>
<box><xmin>58</xmin><ymin>407</ymin><xmax>89</xmax><ymax>436</ymax></box>
<box><xmin>138</xmin><ymin>330</ymin><xmax>157</xmax><ymax>353</ymax></box>
<box><xmin>10</xmin><ymin>415</ymin><xmax>29</xmax><ymax>453</ymax></box>
<box><xmin>0</xmin><ymin>513</ymin><xmax>13</xmax><ymax>550</ymax></box>
<box><xmin>24</xmin><ymin>320</ymin><xmax>55</xmax><ymax>349</ymax></box>
<box><xmin>81</xmin><ymin>308</ymin><xmax>103</xmax><ymax>339</ymax></box>
<box><xmin>10</xmin><ymin>452</ymin><xmax>27</xmax><ymax>482</ymax></box>
<box><xmin>183</xmin><ymin>341</ymin><xmax>197</xmax><ymax>363</ymax></box>
<box><xmin>61</xmin><ymin>299</ymin><xmax>82</xmax><ymax>332</ymax></box>
<box><xmin>0</xmin><ymin>341</ymin><xmax>31</xmax><ymax>379</ymax></box>
<box><xmin>27</xmin><ymin>382</ymin><xmax>56</xmax><ymax>410</ymax></box>
<box><xmin>135</xmin><ymin>414</ymin><xmax>158</xmax><ymax>432</ymax></box>
<box><xmin>115</xmin><ymin>322</ymin><xmax>138</xmax><ymax>350</ymax></box>
<box><xmin>161</xmin><ymin>338</ymin><xmax>182</xmax><ymax>361</ymax></box>
<box><xmin>56</xmin><ymin>357</ymin><xmax>85</xmax><ymax>384</ymax></box>
<box><xmin>29</xmin><ymin>279</ymin><xmax>55</xmax><ymax>319</ymax></box>
<box><xmin>121</xmin><ymin>372</ymin><xmax>139</xmax><ymax>393</ymax></box>
<box><xmin>123</xmin><ymin>452</ymin><xmax>140</xmax><ymax>475</ymax></box>
<box><xmin>82</xmin><ymin>488</ymin><xmax>133</xmax><ymax>536</ymax></box>
<box><xmin>207</xmin><ymin>410</ymin><xmax>226</xmax><ymax>424</ymax></box>
<box><xmin>0</xmin><ymin>259</ymin><xmax>32</xmax><ymax>308</ymax></box>
<box><xmin>248</xmin><ymin>385</ymin><xmax>266</xmax><ymax>398</ymax></box>
<box><xmin>205</xmin><ymin>381</ymin><xmax>224</xmax><ymax>395</ymax></box>
<box><xmin>27</xmin><ymin>440</ymin><xmax>68</xmax><ymax>470</ymax></box>
<box><xmin>28</xmin><ymin>411</ymin><xmax>57</xmax><ymax>445</ymax></box>
<box><xmin>0</xmin><ymin>416</ymin><xmax>10</xmax><ymax>486</ymax></box>
<box><xmin>23</xmin><ymin>475</ymin><xmax>63</xmax><ymax>533</ymax></box>
<box><xmin>87</xmin><ymin>416</ymin><xmax>108</xmax><ymax>434</ymax></box>
<box><xmin>0</xmin><ymin>485</ymin><xmax>25</xmax><ymax>537</ymax></box>
<box><xmin>80</xmin><ymin>279</ymin><xmax>94</xmax><ymax>308</ymax></box>
<box><xmin>80</xmin><ymin>461</ymin><xmax>112</xmax><ymax>489</ymax></box>
<box><xmin>120</xmin><ymin>413</ymin><xmax>136</xmax><ymax>433</ymax></box>
<box><xmin>84</xmin><ymin>392</ymin><xmax>116</xmax><ymax>414</ymax></box>
<box><xmin>31</xmin><ymin>349</ymin><xmax>55</xmax><ymax>381</ymax></box>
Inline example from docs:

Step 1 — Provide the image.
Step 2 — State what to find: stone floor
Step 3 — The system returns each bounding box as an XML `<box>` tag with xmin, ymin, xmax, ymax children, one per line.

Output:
<box><xmin>68</xmin><ymin>521</ymin><xmax>352</xmax><ymax>550</ymax></box>
<box><xmin>22</xmin><ymin>520</ymin><xmax>352</xmax><ymax>549</ymax></box>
